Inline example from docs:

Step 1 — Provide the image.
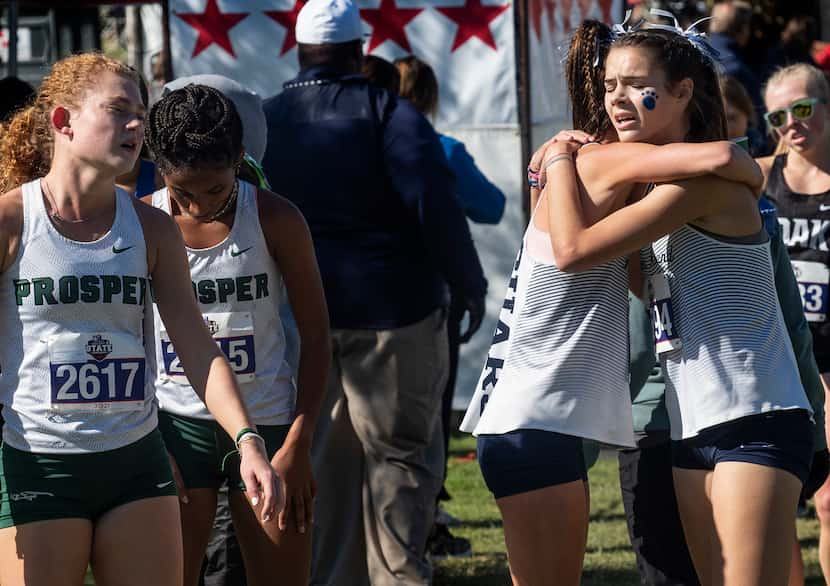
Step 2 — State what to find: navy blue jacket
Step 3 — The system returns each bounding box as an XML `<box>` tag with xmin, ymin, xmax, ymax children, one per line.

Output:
<box><xmin>262</xmin><ymin>66</ymin><xmax>487</xmax><ymax>330</ymax></box>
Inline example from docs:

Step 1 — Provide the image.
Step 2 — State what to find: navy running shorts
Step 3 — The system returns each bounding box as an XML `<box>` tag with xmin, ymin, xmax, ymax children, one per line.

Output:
<box><xmin>671</xmin><ymin>409</ymin><xmax>814</xmax><ymax>484</ymax></box>
<box><xmin>477</xmin><ymin>428</ymin><xmax>587</xmax><ymax>499</ymax></box>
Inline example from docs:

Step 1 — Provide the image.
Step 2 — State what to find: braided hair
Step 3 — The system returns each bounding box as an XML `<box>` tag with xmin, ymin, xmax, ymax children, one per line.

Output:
<box><xmin>146</xmin><ymin>84</ymin><xmax>243</xmax><ymax>175</ymax></box>
<box><xmin>612</xmin><ymin>30</ymin><xmax>727</xmax><ymax>143</ymax></box>
<box><xmin>566</xmin><ymin>20</ymin><xmax>615</xmax><ymax>139</ymax></box>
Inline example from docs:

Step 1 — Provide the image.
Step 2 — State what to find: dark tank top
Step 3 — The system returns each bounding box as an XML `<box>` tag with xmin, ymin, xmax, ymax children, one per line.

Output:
<box><xmin>765</xmin><ymin>153</ymin><xmax>830</xmax><ymax>366</ymax></box>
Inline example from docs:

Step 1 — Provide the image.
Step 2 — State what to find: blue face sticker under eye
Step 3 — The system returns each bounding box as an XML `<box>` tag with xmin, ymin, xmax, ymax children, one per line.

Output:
<box><xmin>641</xmin><ymin>90</ymin><xmax>659</xmax><ymax>111</ymax></box>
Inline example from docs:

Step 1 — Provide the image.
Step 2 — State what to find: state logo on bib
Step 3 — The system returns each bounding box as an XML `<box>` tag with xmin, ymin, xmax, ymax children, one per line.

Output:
<box><xmin>791</xmin><ymin>260</ymin><xmax>829</xmax><ymax>322</ymax></box>
<box><xmin>648</xmin><ymin>273</ymin><xmax>682</xmax><ymax>354</ymax></box>
<box><xmin>161</xmin><ymin>311</ymin><xmax>256</xmax><ymax>384</ymax></box>
<box><xmin>48</xmin><ymin>332</ymin><xmax>146</xmax><ymax>412</ymax></box>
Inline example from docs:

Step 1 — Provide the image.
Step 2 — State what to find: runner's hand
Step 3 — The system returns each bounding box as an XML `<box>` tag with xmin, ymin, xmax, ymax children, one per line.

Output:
<box><xmin>528</xmin><ymin>130</ymin><xmax>594</xmax><ymax>192</ymax></box>
<box><xmin>272</xmin><ymin>440</ymin><xmax>316</xmax><ymax>534</ymax></box>
<box><xmin>167</xmin><ymin>451</ymin><xmax>189</xmax><ymax>505</ymax></box>
<box><xmin>239</xmin><ymin>438</ymin><xmax>284</xmax><ymax>523</ymax></box>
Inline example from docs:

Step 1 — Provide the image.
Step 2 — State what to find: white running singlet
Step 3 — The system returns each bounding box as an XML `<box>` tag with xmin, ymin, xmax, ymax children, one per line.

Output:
<box><xmin>0</xmin><ymin>179</ymin><xmax>156</xmax><ymax>453</ymax></box>
<box><xmin>152</xmin><ymin>180</ymin><xmax>295</xmax><ymax>425</ymax></box>
<box><xmin>644</xmin><ymin>225</ymin><xmax>811</xmax><ymax>439</ymax></box>
<box><xmin>460</xmin><ymin>204</ymin><xmax>635</xmax><ymax>447</ymax></box>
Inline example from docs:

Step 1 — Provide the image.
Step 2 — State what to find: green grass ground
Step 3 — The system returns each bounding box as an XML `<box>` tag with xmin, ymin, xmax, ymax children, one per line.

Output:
<box><xmin>434</xmin><ymin>433</ymin><xmax>825</xmax><ymax>585</ymax></box>
<box><xmin>84</xmin><ymin>432</ymin><xmax>824</xmax><ymax>585</ymax></box>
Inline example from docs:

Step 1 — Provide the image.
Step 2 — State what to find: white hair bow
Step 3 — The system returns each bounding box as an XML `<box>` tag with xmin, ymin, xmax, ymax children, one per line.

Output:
<box><xmin>647</xmin><ymin>8</ymin><xmax>719</xmax><ymax>63</ymax></box>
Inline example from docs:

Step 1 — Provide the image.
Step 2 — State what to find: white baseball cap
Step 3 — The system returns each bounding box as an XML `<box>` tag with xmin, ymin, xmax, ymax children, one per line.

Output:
<box><xmin>295</xmin><ymin>0</ymin><xmax>363</xmax><ymax>45</ymax></box>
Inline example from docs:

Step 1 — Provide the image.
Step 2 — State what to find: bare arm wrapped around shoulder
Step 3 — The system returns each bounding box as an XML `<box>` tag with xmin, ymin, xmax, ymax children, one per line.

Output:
<box><xmin>546</xmin><ymin>156</ymin><xmax>759</xmax><ymax>272</ymax></box>
<box><xmin>530</xmin><ymin>131</ymin><xmax>762</xmax><ymax>196</ymax></box>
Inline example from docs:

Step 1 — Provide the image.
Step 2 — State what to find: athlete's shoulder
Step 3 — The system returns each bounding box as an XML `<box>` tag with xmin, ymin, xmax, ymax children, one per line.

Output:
<box><xmin>756</xmin><ymin>155</ymin><xmax>776</xmax><ymax>181</ymax></box>
<box><xmin>255</xmin><ymin>187</ymin><xmax>311</xmax><ymax>254</ymax></box>
<box><xmin>0</xmin><ymin>187</ymin><xmax>24</xmax><ymax>272</ymax></box>
<box><xmin>256</xmin><ymin>187</ymin><xmax>306</xmax><ymax>226</ymax></box>
<box><xmin>0</xmin><ymin>186</ymin><xmax>24</xmax><ymax>220</ymax></box>
<box><xmin>130</xmin><ymin>195</ymin><xmax>181</xmax><ymax>244</ymax></box>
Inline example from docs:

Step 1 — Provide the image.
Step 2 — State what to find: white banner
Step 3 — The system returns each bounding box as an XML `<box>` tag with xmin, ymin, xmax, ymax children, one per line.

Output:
<box><xmin>169</xmin><ymin>0</ymin><xmax>516</xmax><ymax>127</ymax></box>
<box><xmin>529</xmin><ymin>0</ymin><xmax>621</xmax><ymax>127</ymax></box>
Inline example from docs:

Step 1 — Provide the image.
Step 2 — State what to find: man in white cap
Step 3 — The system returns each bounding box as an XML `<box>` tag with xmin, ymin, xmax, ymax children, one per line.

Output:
<box><xmin>262</xmin><ymin>0</ymin><xmax>487</xmax><ymax>584</ymax></box>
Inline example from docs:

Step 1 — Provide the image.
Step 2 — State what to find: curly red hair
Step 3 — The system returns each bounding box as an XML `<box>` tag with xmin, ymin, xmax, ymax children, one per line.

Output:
<box><xmin>0</xmin><ymin>52</ymin><xmax>138</xmax><ymax>193</ymax></box>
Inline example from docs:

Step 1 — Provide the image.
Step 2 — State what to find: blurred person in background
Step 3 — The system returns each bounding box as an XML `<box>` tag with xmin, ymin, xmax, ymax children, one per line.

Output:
<box><xmin>759</xmin><ymin>63</ymin><xmax>830</xmax><ymax>585</ymax></box>
<box><xmin>762</xmin><ymin>15</ymin><xmax>818</xmax><ymax>84</ymax></box>
<box><xmin>720</xmin><ymin>74</ymin><xmax>765</xmax><ymax>156</ymax></box>
<box><xmin>362</xmin><ymin>55</ymin><xmax>400</xmax><ymax>94</ymax></box>
<box><xmin>262</xmin><ymin>0</ymin><xmax>488</xmax><ymax>582</ymax></box>
<box><xmin>0</xmin><ymin>76</ymin><xmax>34</xmax><ymax>122</ymax></box>
<box><xmin>116</xmin><ymin>70</ymin><xmax>161</xmax><ymax>199</ymax></box>
<box><xmin>708</xmin><ymin>1</ymin><xmax>765</xmax><ymax>118</ymax></box>
<box><xmin>393</xmin><ymin>53</ymin><xmax>505</xmax><ymax>560</ymax></box>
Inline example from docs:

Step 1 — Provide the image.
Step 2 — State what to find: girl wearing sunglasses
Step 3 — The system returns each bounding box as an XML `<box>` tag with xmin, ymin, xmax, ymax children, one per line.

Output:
<box><xmin>759</xmin><ymin>62</ymin><xmax>830</xmax><ymax>584</ymax></box>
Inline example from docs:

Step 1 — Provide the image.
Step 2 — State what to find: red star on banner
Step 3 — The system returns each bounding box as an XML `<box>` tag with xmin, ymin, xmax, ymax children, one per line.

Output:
<box><xmin>577</xmin><ymin>0</ymin><xmax>593</xmax><ymax>19</ymax></box>
<box><xmin>436</xmin><ymin>0</ymin><xmax>510</xmax><ymax>52</ymax></box>
<box><xmin>176</xmin><ymin>0</ymin><xmax>249</xmax><ymax>58</ymax></box>
<box><xmin>559</xmin><ymin>0</ymin><xmax>573</xmax><ymax>32</ymax></box>
<box><xmin>265</xmin><ymin>1</ymin><xmax>306</xmax><ymax>55</ymax></box>
<box><xmin>529</xmin><ymin>0</ymin><xmax>545</xmax><ymax>39</ymax></box>
<box><xmin>361</xmin><ymin>0</ymin><xmax>423</xmax><ymax>53</ymax></box>
<box><xmin>597</xmin><ymin>0</ymin><xmax>613</xmax><ymax>22</ymax></box>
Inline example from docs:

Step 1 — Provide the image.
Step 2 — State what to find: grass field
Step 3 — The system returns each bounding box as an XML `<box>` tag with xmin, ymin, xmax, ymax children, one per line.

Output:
<box><xmin>434</xmin><ymin>433</ymin><xmax>826</xmax><ymax>585</ymax></box>
<box><xmin>82</xmin><ymin>432</ymin><xmax>825</xmax><ymax>585</ymax></box>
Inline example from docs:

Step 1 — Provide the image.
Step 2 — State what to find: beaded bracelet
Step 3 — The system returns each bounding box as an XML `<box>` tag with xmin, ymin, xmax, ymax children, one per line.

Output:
<box><xmin>235</xmin><ymin>427</ymin><xmax>257</xmax><ymax>445</ymax></box>
<box><xmin>527</xmin><ymin>167</ymin><xmax>541</xmax><ymax>189</ymax></box>
<box><xmin>236</xmin><ymin>431</ymin><xmax>266</xmax><ymax>451</ymax></box>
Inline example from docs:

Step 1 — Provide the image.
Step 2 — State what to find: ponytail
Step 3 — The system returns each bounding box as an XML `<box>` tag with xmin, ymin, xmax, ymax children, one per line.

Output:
<box><xmin>566</xmin><ymin>20</ymin><xmax>614</xmax><ymax>138</ymax></box>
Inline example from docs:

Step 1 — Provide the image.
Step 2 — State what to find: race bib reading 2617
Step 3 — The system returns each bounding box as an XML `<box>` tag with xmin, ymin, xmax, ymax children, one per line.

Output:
<box><xmin>48</xmin><ymin>332</ymin><xmax>146</xmax><ymax>412</ymax></box>
<box><xmin>161</xmin><ymin>312</ymin><xmax>256</xmax><ymax>384</ymax></box>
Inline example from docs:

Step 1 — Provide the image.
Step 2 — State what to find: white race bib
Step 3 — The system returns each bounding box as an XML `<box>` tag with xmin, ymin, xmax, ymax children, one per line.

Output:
<box><xmin>48</xmin><ymin>332</ymin><xmax>146</xmax><ymax>412</ymax></box>
<box><xmin>161</xmin><ymin>312</ymin><xmax>256</xmax><ymax>384</ymax></box>
<box><xmin>791</xmin><ymin>260</ymin><xmax>829</xmax><ymax>322</ymax></box>
<box><xmin>648</xmin><ymin>273</ymin><xmax>682</xmax><ymax>354</ymax></box>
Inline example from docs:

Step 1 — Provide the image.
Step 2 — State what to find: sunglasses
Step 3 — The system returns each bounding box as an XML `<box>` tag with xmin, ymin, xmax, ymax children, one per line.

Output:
<box><xmin>764</xmin><ymin>98</ymin><xmax>823</xmax><ymax>129</ymax></box>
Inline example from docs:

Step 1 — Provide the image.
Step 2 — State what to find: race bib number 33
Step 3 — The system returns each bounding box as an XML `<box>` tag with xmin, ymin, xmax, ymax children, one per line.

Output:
<box><xmin>48</xmin><ymin>332</ymin><xmax>146</xmax><ymax>412</ymax></box>
<box><xmin>791</xmin><ymin>260</ymin><xmax>829</xmax><ymax>322</ymax></box>
<box><xmin>161</xmin><ymin>312</ymin><xmax>256</xmax><ymax>384</ymax></box>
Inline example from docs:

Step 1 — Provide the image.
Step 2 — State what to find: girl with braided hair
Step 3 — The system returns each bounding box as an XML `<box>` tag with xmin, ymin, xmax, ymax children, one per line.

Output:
<box><xmin>144</xmin><ymin>84</ymin><xmax>329</xmax><ymax>586</ymax></box>
<box><xmin>0</xmin><ymin>53</ymin><xmax>281</xmax><ymax>586</ymax></box>
<box><xmin>536</xmin><ymin>24</ymin><xmax>817</xmax><ymax>586</ymax></box>
<box><xmin>460</xmin><ymin>20</ymin><xmax>762</xmax><ymax>586</ymax></box>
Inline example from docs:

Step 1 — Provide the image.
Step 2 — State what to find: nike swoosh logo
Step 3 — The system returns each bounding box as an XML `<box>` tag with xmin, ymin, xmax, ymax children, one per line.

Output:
<box><xmin>112</xmin><ymin>245</ymin><xmax>133</xmax><ymax>254</ymax></box>
<box><xmin>156</xmin><ymin>481</ymin><xmax>174</xmax><ymax>489</ymax></box>
<box><xmin>820</xmin><ymin>204</ymin><xmax>830</xmax><ymax>212</ymax></box>
<box><xmin>230</xmin><ymin>246</ymin><xmax>252</xmax><ymax>257</ymax></box>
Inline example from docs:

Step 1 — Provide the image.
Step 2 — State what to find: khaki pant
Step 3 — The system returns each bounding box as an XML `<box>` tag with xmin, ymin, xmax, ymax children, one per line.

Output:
<box><xmin>310</xmin><ymin>308</ymin><xmax>449</xmax><ymax>586</ymax></box>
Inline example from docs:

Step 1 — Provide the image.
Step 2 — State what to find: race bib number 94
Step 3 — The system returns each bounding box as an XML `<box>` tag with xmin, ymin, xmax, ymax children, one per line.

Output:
<box><xmin>791</xmin><ymin>260</ymin><xmax>829</xmax><ymax>322</ymax></box>
<box><xmin>48</xmin><ymin>332</ymin><xmax>146</xmax><ymax>412</ymax></box>
<box><xmin>648</xmin><ymin>273</ymin><xmax>682</xmax><ymax>354</ymax></box>
<box><xmin>161</xmin><ymin>312</ymin><xmax>256</xmax><ymax>384</ymax></box>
